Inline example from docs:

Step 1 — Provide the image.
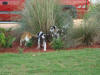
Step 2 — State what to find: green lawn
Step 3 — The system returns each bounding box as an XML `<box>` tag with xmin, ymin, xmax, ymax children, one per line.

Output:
<box><xmin>0</xmin><ymin>48</ymin><xmax>100</xmax><ymax>75</ymax></box>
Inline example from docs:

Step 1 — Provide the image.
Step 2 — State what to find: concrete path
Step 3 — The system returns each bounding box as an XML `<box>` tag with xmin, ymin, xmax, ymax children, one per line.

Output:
<box><xmin>0</xmin><ymin>19</ymin><xmax>84</xmax><ymax>29</ymax></box>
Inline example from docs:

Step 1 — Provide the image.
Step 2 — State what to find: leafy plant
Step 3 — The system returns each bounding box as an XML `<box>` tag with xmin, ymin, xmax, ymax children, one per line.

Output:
<box><xmin>26</xmin><ymin>39</ymin><xmax>34</xmax><ymax>47</ymax></box>
<box><xmin>0</xmin><ymin>33</ymin><xmax>6</xmax><ymax>47</ymax></box>
<box><xmin>0</xmin><ymin>28</ymin><xmax>6</xmax><ymax>33</ymax></box>
<box><xmin>51</xmin><ymin>38</ymin><xmax>64</xmax><ymax>50</ymax></box>
<box><xmin>5</xmin><ymin>36</ymin><xmax>16</xmax><ymax>48</ymax></box>
<box><xmin>0</xmin><ymin>28</ymin><xmax>16</xmax><ymax>48</ymax></box>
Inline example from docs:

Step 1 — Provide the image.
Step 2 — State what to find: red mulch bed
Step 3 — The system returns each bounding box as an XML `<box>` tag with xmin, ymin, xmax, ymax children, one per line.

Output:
<box><xmin>0</xmin><ymin>42</ymin><xmax>100</xmax><ymax>54</ymax></box>
<box><xmin>0</xmin><ymin>42</ymin><xmax>54</xmax><ymax>54</ymax></box>
<box><xmin>67</xmin><ymin>43</ymin><xmax>100</xmax><ymax>50</ymax></box>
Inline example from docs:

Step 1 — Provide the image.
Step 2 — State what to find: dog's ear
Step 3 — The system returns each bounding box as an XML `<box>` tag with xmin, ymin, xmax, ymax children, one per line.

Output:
<box><xmin>53</xmin><ymin>26</ymin><xmax>56</xmax><ymax>29</ymax></box>
<box><xmin>37</xmin><ymin>32</ymin><xmax>39</xmax><ymax>36</ymax></box>
<box><xmin>50</xmin><ymin>26</ymin><xmax>55</xmax><ymax>29</ymax></box>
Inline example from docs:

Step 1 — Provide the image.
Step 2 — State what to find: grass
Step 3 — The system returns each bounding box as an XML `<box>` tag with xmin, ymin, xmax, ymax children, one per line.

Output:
<box><xmin>0</xmin><ymin>48</ymin><xmax>100</xmax><ymax>75</ymax></box>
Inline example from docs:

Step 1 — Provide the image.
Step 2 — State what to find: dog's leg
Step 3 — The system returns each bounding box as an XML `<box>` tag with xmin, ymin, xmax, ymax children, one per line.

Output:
<box><xmin>25</xmin><ymin>36</ymin><xmax>29</xmax><ymax>46</ymax></box>
<box><xmin>57</xmin><ymin>33</ymin><xmax>60</xmax><ymax>39</ymax></box>
<box><xmin>43</xmin><ymin>40</ymin><xmax>46</xmax><ymax>51</ymax></box>
<box><xmin>20</xmin><ymin>40</ymin><xmax>23</xmax><ymax>46</ymax></box>
<box><xmin>25</xmin><ymin>41</ymin><xmax>27</xmax><ymax>46</ymax></box>
<box><xmin>41</xmin><ymin>34</ymin><xmax>46</xmax><ymax>51</ymax></box>
<box><xmin>37</xmin><ymin>38</ymin><xmax>40</xmax><ymax>49</ymax></box>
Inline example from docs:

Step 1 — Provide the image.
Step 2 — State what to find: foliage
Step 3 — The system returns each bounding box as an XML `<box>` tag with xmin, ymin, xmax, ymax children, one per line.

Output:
<box><xmin>5</xmin><ymin>35</ymin><xmax>16</xmax><ymax>48</ymax></box>
<box><xmin>26</xmin><ymin>39</ymin><xmax>34</xmax><ymax>47</ymax></box>
<box><xmin>84</xmin><ymin>4</ymin><xmax>100</xmax><ymax>31</ymax></box>
<box><xmin>84</xmin><ymin>4</ymin><xmax>100</xmax><ymax>20</ymax></box>
<box><xmin>51</xmin><ymin>38</ymin><xmax>64</xmax><ymax>50</ymax></box>
<box><xmin>63</xmin><ymin>4</ymin><xmax>100</xmax><ymax>48</ymax></box>
<box><xmin>70</xmin><ymin>24</ymin><xmax>97</xmax><ymax>46</ymax></box>
<box><xmin>20</xmin><ymin>0</ymin><xmax>73</xmax><ymax>34</ymax></box>
<box><xmin>0</xmin><ymin>28</ymin><xmax>6</xmax><ymax>33</ymax></box>
<box><xmin>84</xmin><ymin>4</ymin><xmax>100</xmax><ymax>43</ymax></box>
<box><xmin>63</xmin><ymin>23</ymin><xmax>98</xmax><ymax>48</ymax></box>
<box><xmin>0</xmin><ymin>28</ymin><xmax>16</xmax><ymax>48</ymax></box>
<box><xmin>0</xmin><ymin>33</ymin><xmax>6</xmax><ymax>47</ymax></box>
<box><xmin>26</xmin><ymin>42</ymin><xmax>33</xmax><ymax>47</ymax></box>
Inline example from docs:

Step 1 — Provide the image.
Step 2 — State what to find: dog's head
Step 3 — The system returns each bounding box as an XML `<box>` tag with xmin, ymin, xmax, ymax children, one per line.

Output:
<box><xmin>49</xmin><ymin>26</ymin><xmax>57</xmax><ymax>33</ymax></box>
<box><xmin>37</xmin><ymin>31</ymin><xmax>46</xmax><ymax>40</ymax></box>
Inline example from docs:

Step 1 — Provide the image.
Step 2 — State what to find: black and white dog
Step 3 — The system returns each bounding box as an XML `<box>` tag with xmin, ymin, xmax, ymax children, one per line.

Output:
<box><xmin>49</xmin><ymin>25</ymin><xmax>69</xmax><ymax>39</ymax></box>
<box><xmin>37</xmin><ymin>25</ymin><xmax>69</xmax><ymax>51</ymax></box>
<box><xmin>37</xmin><ymin>31</ymin><xmax>46</xmax><ymax>51</ymax></box>
<box><xmin>49</xmin><ymin>26</ymin><xmax>60</xmax><ymax>39</ymax></box>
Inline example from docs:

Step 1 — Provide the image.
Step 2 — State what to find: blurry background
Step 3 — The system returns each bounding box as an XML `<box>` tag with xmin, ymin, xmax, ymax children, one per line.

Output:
<box><xmin>90</xmin><ymin>0</ymin><xmax>100</xmax><ymax>4</ymax></box>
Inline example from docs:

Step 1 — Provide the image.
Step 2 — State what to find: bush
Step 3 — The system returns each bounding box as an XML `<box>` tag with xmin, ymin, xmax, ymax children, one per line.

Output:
<box><xmin>5</xmin><ymin>35</ymin><xmax>16</xmax><ymax>48</ymax></box>
<box><xmin>63</xmin><ymin>4</ymin><xmax>100</xmax><ymax>48</ymax></box>
<box><xmin>70</xmin><ymin>24</ymin><xmax>97</xmax><ymax>46</ymax></box>
<box><xmin>0</xmin><ymin>33</ymin><xmax>6</xmax><ymax>47</ymax></box>
<box><xmin>26</xmin><ymin>42</ymin><xmax>33</xmax><ymax>47</ymax></box>
<box><xmin>51</xmin><ymin>38</ymin><xmax>64</xmax><ymax>50</ymax></box>
<box><xmin>19</xmin><ymin>0</ymin><xmax>73</xmax><ymax>49</ymax></box>
<box><xmin>20</xmin><ymin>0</ymin><xmax>73</xmax><ymax>34</ymax></box>
<box><xmin>0</xmin><ymin>28</ymin><xmax>16</xmax><ymax>48</ymax></box>
<box><xmin>0</xmin><ymin>28</ymin><xmax>6</xmax><ymax>33</ymax></box>
<box><xmin>84</xmin><ymin>4</ymin><xmax>100</xmax><ymax>30</ymax></box>
<box><xmin>84</xmin><ymin>4</ymin><xmax>100</xmax><ymax>43</ymax></box>
<box><xmin>26</xmin><ymin>39</ymin><xmax>34</xmax><ymax>47</ymax></box>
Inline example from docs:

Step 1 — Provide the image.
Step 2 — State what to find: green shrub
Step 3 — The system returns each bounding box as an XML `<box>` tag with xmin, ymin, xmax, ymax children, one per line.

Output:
<box><xmin>5</xmin><ymin>36</ymin><xmax>16</xmax><ymax>48</ymax></box>
<box><xmin>0</xmin><ymin>28</ymin><xmax>6</xmax><ymax>33</ymax></box>
<box><xmin>0</xmin><ymin>28</ymin><xmax>12</xmax><ymax>35</ymax></box>
<box><xmin>69</xmin><ymin>23</ymin><xmax>97</xmax><ymax>46</ymax></box>
<box><xmin>64</xmin><ymin>4</ymin><xmax>100</xmax><ymax>47</ymax></box>
<box><xmin>51</xmin><ymin>38</ymin><xmax>64</xmax><ymax>50</ymax></box>
<box><xmin>83</xmin><ymin>4</ymin><xmax>100</xmax><ymax>43</ymax></box>
<box><xmin>20</xmin><ymin>0</ymin><xmax>73</xmax><ymax>34</ymax></box>
<box><xmin>19</xmin><ymin>0</ymin><xmax>73</xmax><ymax>49</ymax></box>
<box><xmin>0</xmin><ymin>33</ymin><xmax>6</xmax><ymax>47</ymax></box>
<box><xmin>26</xmin><ymin>42</ymin><xmax>33</xmax><ymax>47</ymax></box>
<box><xmin>84</xmin><ymin>4</ymin><xmax>100</xmax><ymax>31</ymax></box>
<box><xmin>26</xmin><ymin>39</ymin><xmax>34</xmax><ymax>47</ymax></box>
<box><xmin>0</xmin><ymin>28</ymin><xmax>16</xmax><ymax>48</ymax></box>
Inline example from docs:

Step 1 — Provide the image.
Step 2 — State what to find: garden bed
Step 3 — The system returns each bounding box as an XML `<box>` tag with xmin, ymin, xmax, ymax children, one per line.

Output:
<box><xmin>0</xmin><ymin>41</ymin><xmax>100</xmax><ymax>54</ymax></box>
<box><xmin>67</xmin><ymin>42</ymin><xmax>100</xmax><ymax>50</ymax></box>
<box><xmin>0</xmin><ymin>42</ymin><xmax>54</xmax><ymax>53</ymax></box>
